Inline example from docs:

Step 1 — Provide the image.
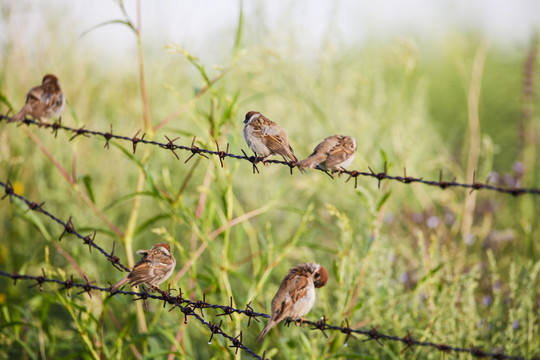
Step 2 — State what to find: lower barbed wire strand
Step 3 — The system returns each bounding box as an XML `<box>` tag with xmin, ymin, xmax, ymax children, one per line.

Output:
<box><xmin>0</xmin><ymin>270</ymin><xmax>526</xmax><ymax>360</ymax></box>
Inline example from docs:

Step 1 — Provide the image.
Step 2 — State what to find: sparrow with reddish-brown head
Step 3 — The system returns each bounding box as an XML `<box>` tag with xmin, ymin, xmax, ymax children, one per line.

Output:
<box><xmin>256</xmin><ymin>262</ymin><xmax>328</xmax><ymax>342</ymax></box>
<box><xmin>243</xmin><ymin>111</ymin><xmax>299</xmax><ymax>163</ymax></box>
<box><xmin>109</xmin><ymin>243</ymin><xmax>176</xmax><ymax>294</ymax></box>
<box><xmin>10</xmin><ymin>74</ymin><xmax>65</xmax><ymax>125</ymax></box>
<box><xmin>297</xmin><ymin>135</ymin><xmax>357</xmax><ymax>171</ymax></box>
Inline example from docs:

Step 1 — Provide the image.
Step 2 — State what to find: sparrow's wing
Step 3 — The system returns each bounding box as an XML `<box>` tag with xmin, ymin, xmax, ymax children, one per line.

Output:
<box><xmin>297</xmin><ymin>136</ymin><xmax>340</xmax><ymax>168</ymax></box>
<box><xmin>313</xmin><ymin>136</ymin><xmax>340</xmax><ymax>155</ymax></box>
<box><xmin>255</xmin><ymin>120</ymin><xmax>289</xmax><ymax>149</ymax></box>
<box><xmin>262</xmin><ymin>132</ymin><xmax>296</xmax><ymax>161</ymax></box>
<box><xmin>24</xmin><ymin>85</ymin><xmax>48</xmax><ymax>118</ymax></box>
<box><xmin>270</xmin><ymin>273</ymin><xmax>310</xmax><ymax>323</ymax></box>
<box><xmin>262</xmin><ymin>125</ymin><xmax>298</xmax><ymax>162</ymax></box>
<box><xmin>128</xmin><ymin>253</ymin><xmax>174</xmax><ymax>287</ymax></box>
<box><xmin>324</xmin><ymin>136</ymin><xmax>356</xmax><ymax>169</ymax></box>
<box><xmin>251</xmin><ymin>117</ymin><xmax>298</xmax><ymax>161</ymax></box>
<box><xmin>128</xmin><ymin>261</ymin><xmax>161</xmax><ymax>286</ymax></box>
<box><xmin>26</xmin><ymin>85</ymin><xmax>45</xmax><ymax>103</ymax></box>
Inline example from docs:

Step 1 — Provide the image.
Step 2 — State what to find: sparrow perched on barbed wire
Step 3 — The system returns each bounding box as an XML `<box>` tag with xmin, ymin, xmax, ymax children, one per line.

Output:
<box><xmin>243</xmin><ymin>111</ymin><xmax>300</xmax><ymax>164</ymax></box>
<box><xmin>256</xmin><ymin>262</ymin><xmax>328</xmax><ymax>342</ymax></box>
<box><xmin>109</xmin><ymin>243</ymin><xmax>176</xmax><ymax>294</ymax></box>
<box><xmin>10</xmin><ymin>74</ymin><xmax>65</xmax><ymax>125</ymax></box>
<box><xmin>296</xmin><ymin>135</ymin><xmax>357</xmax><ymax>172</ymax></box>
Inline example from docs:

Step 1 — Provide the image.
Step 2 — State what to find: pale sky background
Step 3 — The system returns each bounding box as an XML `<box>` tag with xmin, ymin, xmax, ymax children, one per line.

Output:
<box><xmin>1</xmin><ymin>0</ymin><xmax>539</xmax><ymax>63</ymax></box>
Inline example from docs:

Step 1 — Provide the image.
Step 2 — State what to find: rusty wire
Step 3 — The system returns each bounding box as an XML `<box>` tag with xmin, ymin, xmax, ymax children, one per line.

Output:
<box><xmin>1</xmin><ymin>116</ymin><xmax>539</xmax><ymax>196</ymax></box>
<box><xmin>0</xmin><ymin>179</ymin><xmax>130</xmax><ymax>272</ymax></box>
<box><xmin>0</xmin><ymin>270</ymin><xmax>529</xmax><ymax>360</ymax></box>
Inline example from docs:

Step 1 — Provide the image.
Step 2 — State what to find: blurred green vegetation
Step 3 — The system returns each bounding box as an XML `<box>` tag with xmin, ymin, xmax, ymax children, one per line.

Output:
<box><xmin>0</xmin><ymin>2</ymin><xmax>539</xmax><ymax>359</ymax></box>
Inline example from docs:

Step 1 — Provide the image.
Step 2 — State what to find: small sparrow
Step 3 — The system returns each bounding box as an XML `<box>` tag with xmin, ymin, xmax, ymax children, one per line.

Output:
<box><xmin>256</xmin><ymin>262</ymin><xmax>328</xmax><ymax>342</ymax></box>
<box><xmin>10</xmin><ymin>74</ymin><xmax>65</xmax><ymax>124</ymax></box>
<box><xmin>243</xmin><ymin>111</ymin><xmax>299</xmax><ymax>163</ymax></box>
<box><xmin>110</xmin><ymin>243</ymin><xmax>176</xmax><ymax>293</ymax></box>
<box><xmin>296</xmin><ymin>135</ymin><xmax>357</xmax><ymax>171</ymax></box>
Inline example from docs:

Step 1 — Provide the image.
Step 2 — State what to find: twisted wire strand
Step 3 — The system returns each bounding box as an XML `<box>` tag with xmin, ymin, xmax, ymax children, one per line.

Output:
<box><xmin>0</xmin><ymin>270</ymin><xmax>527</xmax><ymax>360</ymax></box>
<box><xmin>1</xmin><ymin>116</ymin><xmax>538</xmax><ymax>196</ymax></box>
<box><xmin>0</xmin><ymin>179</ymin><xmax>130</xmax><ymax>272</ymax></box>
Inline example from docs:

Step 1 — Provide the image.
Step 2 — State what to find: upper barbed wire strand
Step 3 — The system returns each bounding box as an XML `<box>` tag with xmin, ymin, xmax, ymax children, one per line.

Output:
<box><xmin>1</xmin><ymin>116</ymin><xmax>538</xmax><ymax>196</ymax></box>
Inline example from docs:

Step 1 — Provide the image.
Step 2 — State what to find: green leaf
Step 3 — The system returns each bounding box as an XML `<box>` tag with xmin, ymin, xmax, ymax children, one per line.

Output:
<box><xmin>376</xmin><ymin>191</ymin><xmax>391</xmax><ymax>211</ymax></box>
<box><xmin>0</xmin><ymin>91</ymin><xmax>14</xmax><ymax>111</ymax></box>
<box><xmin>233</xmin><ymin>1</ymin><xmax>244</xmax><ymax>57</ymax></box>
<box><xmin>134</xmin><ymin>213</ymin><xmax>171</xmax><ymax>236</ymax></box>
<box><xmin>81</xmin><ymin>174</ymin><xmax>96</xmax><ymax>204</ymax></box>
<box><xmin>417</xmin><ymin>263</ymin><xmax>445</xmax><ymax>286</ymax></box>
<box><xmin>80</xmin><ymin>19</ymin><xmax>136</xmax><ymax>39</ymax></box>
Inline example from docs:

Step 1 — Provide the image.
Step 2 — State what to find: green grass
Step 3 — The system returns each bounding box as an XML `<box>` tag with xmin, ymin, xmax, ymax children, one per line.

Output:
<box><xmin>0</xmin><ymin>3</ymin><xmax>539</xmax><ymax>359</ymax></box>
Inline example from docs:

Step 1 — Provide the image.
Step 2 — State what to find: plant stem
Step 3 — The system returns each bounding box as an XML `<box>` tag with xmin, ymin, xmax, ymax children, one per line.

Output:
<box><xmin>461</xmin><ymin>40</ymin><xmax>489</xmax><ymax>240</ymax></box>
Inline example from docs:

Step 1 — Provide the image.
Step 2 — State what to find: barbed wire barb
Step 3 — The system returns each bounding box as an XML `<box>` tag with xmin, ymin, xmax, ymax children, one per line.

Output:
<box><xmin>103</xmin><ymin>123</ymin><xmax>114</xmax><ymax>149</ymax></box>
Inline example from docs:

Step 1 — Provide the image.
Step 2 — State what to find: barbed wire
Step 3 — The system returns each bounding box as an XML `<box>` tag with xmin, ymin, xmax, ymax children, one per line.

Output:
<box><xmin>1</xmin><ymin>115</ymin><xmax>538</xmax><ymax>196</ymax></box>
<box><xmin>0</xmin><ymin>270</ymin><xmax>529</xmax><ymax>359</ymax></box>
<box><xmin>0</xmin><ymin>117</ymin><xmax>535</xmax><ymax>359</ymax></box>
<box><xmin>0</xmin><ymin>270</ymin><xmax>264</xmax><ymax>359</ymax></box>
<box><xmin>0</xmin><ymin>179</ymin><xmax>130</xmax><ymax>273</ymax></box>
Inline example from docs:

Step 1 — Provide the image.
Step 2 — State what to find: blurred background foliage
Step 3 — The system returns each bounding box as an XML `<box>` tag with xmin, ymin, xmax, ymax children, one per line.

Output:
<box><xmin>0</xmin><ymin>1</ymin><xmax>538</xmax><ymax>359</ymax></box>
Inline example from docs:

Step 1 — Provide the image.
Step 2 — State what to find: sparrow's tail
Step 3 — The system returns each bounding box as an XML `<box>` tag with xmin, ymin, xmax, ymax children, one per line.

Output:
<box><xmin>280</xmin><ymin>147</ymin><xmax>298</xmax><ymax>163</ymax></box>
<box><xmin>109</xmin><ymin>276</ymin><xmax>130</xmax><ymax>294</ymax></box>
<box><xmin>296</xmin><ymin>154</ymin><xmax>325</xmax><ymax>169</ymax></box>
<box><xmin>281</xmin><ymin>146</ymin><xmax>307</xmax><ymax>173</ymax></box>
<box><xmin>256</xmin><ymin>320</ymin><xmax>276</xmax><ymax>342</ymax></box>
<box><xmin>10</xmin><ymin>106</ymin><xmax>30</xmax><ymax>123</ymax></box>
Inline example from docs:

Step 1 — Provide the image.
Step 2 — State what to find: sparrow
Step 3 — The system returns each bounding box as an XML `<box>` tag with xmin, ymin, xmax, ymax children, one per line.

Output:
<box><xmin>256</xmin><ymin>262</ymin><xmax>328</xmax><ymax>342</ymax></box>
<box><xmin>243</xmin><ymin>111</ymin><xmax>299</xmax><ymax>163</ymax></box>
<box><xmin>10</xmin><ymin>74</ymin><xmax>65</xmax><ymax>125</ymax></box>
<box><xmin>109</xmin><ymin>243</ymin><xmax>176</xmax><ymax>294</ymax></box>
<box><xmin>296</xmin><ymin>135</ymin><xmax>357</xmax><ymax>171</ymax></box>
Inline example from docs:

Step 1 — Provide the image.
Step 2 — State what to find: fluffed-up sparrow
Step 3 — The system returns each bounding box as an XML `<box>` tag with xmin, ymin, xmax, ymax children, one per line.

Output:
<box><xmin>243</xmin><ymin>111</ymin><xmax>299</xmax><ymax>163</ymax></box>
<box><xmin>110</xmin><ymin>243</ymin><xmax>176</xmax><ymax>294</ymax></box>
<box><xmin>296</xmin><ymin>135</ymin><xmax>357</xmax><ymax>171</ymax></box>
<box><xmin>256</xmin><ymin>262</ymin><xmax>328</xmax><ymax>342</ymax></box>
<box><xmin>10</xmin><ymin>74</ymin><xmax>65</xmax><ymax>125</ymax></box>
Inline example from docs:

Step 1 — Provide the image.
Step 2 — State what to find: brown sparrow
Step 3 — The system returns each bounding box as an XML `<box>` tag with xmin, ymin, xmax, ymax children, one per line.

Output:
<box><xmin>10</xmin><ymin>74</ymin><xmax>65</xmax><ymax>124</ymax></box>
<box><xmin>243</xmin><ymin>111</ymin><xmax>299</xmax><ymax>163</ymax></box>
<box><xmin>297</xmin><ymin>135</ymin><xmax>357</xmax><ymax>171</ymax></box>
<box><xmin>256</xmin><ymin>263</ymin><xmax>328</xmax><ymax>342</ymax></box>
<box><xmin>110</xmin><ymin>243</ymin><xmax>176</xmax><ymax>293</ymax></box>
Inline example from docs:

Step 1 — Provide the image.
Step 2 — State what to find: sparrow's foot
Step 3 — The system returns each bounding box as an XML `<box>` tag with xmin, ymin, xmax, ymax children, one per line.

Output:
<box><xmin>37</xmin><ymin>119</ymin><xmax>50</xmax><ymax>127</ymax></box>
<box><xmin>261</xmin><ymin>155</ymin><xmax>273</xmax><ymax>166</ymax></box>
<box><xmin>336</xmin><ymin>168</ymin><xmax>347</xmax><ymax>177</ymax></box>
